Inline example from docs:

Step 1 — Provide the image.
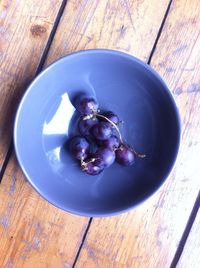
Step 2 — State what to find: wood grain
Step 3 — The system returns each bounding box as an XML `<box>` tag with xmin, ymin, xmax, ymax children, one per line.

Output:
<box><xmin>0</xmin><ymin>0</ymin><xmax>175</xmax><ymax>267</ymax></box>
<box><xmin>0</xmin><ymin>0</ymin><xmax>89</xmax><ymax>267</ymax></box>
<box><xmin>45</xmin><ymin>0</ymin><xmax>170</xmax><ymax>65</ymax></box>
<box><xmin>0</xmin><ymin>155</ymin><xmax>88</xmax><ymax>268</ymax></box>
<box><xmin>0</xmin><ymin>0</ymin><xmax>63</xmax><ymax>169</ymax></box>
<box><xmin>75</xmin><ymin>0</ymin><xmax>200</xmax><ymax>267</ymax></box>
<box><xmin>177</xmin><ymin>208</ymin><xmax>200</xmax><ymax>268</ymax></box>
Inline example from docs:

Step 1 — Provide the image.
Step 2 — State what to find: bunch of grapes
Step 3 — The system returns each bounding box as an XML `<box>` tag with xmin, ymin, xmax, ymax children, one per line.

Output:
<box><xmin>69</xmin><ymin>94</ymin><xmax>145</xmax><ymax>175</ymax></box>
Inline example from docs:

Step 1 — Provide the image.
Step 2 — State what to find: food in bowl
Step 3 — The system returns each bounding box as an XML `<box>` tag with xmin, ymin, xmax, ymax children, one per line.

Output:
<box><xmin>69</xmin><ymin>93</ymin><xmax>145</xmax><ymax>175</ymax></box>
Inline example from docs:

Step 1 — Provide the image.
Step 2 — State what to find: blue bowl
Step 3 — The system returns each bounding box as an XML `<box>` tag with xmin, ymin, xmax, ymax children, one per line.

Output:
<box><xmin>14</xmin><ymin>49</ymin><xmax>180</xmax><ymax>217</ymax></box>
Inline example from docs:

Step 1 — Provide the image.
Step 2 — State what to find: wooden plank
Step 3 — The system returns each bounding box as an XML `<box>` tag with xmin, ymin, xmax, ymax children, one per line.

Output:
<box><xmin>0</xmin><ymin>1</ymin><xmax>88</xmax><ymax>267</ymax></box>
<box><xmin>75</xmin><ymin>0</ymin><xmax>200</xmax><ymax>267</ymax></box>
<box><xmin>0</xmin><ymin>155</ymin><xmax>88</xmax><ymax>268</ymax></box>
<box><xmin>177</xmin><ymin>209</ymin><xmax>200</xmax><ymax>268</ymax></box>
<box><xmin>0</xmin><ymin>0</ymin><xmax>171</xmax><ymax>266</ymax></box>
<box><xmin>0</xmin><ymin>0</ymin><xmax>63</xmax><ymax>169</ymax></box>
<box><xmin>45</xmin><ymin>0</ymin><xmax>170</xmax><ymax>65</ymax></box>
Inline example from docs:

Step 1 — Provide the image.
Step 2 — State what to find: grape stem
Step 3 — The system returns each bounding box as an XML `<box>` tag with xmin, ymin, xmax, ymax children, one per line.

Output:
<box><xmin>130</xmin><ymin>147</ymin><xmax>146</xmax><ymax>158</ymax></box>
<box><xmin>81</xmin><ymin>157</ymin><xmax>96</xmax><ymax>171</ymax></box>
<box><xmin>95</xmin><ymin>113</ymin><xmax>124</xmax><ymax>144</ymax></box>
<box><xmin>83</xmin><ymin>113</ymin><xmax>146</xmax><ymax>158</ymax></box>
<box><xmin>80</xmin><ymin>158</ymin><xmax>87</xmax><ymax>170</ymax></box>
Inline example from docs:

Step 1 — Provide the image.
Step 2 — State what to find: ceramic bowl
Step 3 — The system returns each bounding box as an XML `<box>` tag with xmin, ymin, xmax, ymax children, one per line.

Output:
<box><xmin>14</xmin><ymin>49</ymin><xmax>180</xmax><ymax>217</ymax></box>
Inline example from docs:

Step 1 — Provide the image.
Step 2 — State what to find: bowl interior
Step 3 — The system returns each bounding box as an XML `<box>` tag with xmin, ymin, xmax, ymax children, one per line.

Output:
<box><xmin>14</xmin><ymin>50</ymin><xmax>180</xmax><ymax>216</ymax></box>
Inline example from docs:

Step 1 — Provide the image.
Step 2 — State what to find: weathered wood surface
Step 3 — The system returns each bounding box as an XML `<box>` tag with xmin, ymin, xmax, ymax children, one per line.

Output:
<box><xmin>75</xmin><ymin>0</ymin><xmax>200</xmax><ymax>267</ymax></box>
<box><xmin>0</xmin><ymin>0</ymin><xmax>63</xmax><ymax>170</ymax></box>
<box><xmin>0</xmin><ymin>0</ymin><xmax>88</xmax><ymax>267</ymax></box>
<box><xmin>177</xmin><ymin>208</ymin><xmax>200</xmax><ymax>268</ymax></box>
<box><xmin>0</xmin><ymin>155</ymin><xmax>89</xmax><ymax>268</ymax></box>
<box><xmin>0</xmin><ymin>0</ymin><xmax>170</xmax><ymax>266</ymax></box>
<box><xmin>1</xmin><ymin>0</ymin><xmax>199</xmax><ymax>267</ymax></box>
<box><xmin>46</xmin><ymin>0</ymin><xmax>170</xmax><ymax>65</ymax></box>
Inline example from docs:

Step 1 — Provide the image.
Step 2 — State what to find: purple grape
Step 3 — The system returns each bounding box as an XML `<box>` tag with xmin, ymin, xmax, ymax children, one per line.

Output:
<box><xmin>78</xmin><ymin>117</ymin><xmax>98</xmax><ymax>135</ymax></box>
<box><xmin>94</xmin><ymin>147</ymin><xmax>115</xmax><ymax>168</ymax></box>
<box><xmin>74</xmin><ymin>94</ymin><xmax>98</xmax><ymax>115</ymax></box>
<box><xmin>84</xmin><ymin>135</ymin><xmax>98</xmax><ymax>154</ymax></box>
<box><xmin>116</xmin><ymin>145</ymin><xmax>135</xmax><ymax>166</ymax></box>
<box><xmin>83</xmin><ymin>158</ymin><xmax>104</xmax><ymax>175</ymax></box>
<box><xmin>69</xmin><ymin>136</ymin><xmax>90</xmax><ymax>160</ymax></box>
<box><xmin>98</xmin><ymin>135</ymin><xmax>120</xmax><ymax>149</ymax></box>
<box><xmin>91</xmin><ymin>122</ymin><xmax>112</xmax><ymax>141</ymax></box>
<box><xmin>101</xmin><ymin>111</ymin><xmax>119</xmax><ymax>126</ymax></box>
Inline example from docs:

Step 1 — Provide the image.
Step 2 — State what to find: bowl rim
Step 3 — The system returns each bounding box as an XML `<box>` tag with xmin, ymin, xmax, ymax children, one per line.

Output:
<box><xmin>14</xmin><ymin>49</ymin><xmax>181</xmax><ymax>217</ymax></box>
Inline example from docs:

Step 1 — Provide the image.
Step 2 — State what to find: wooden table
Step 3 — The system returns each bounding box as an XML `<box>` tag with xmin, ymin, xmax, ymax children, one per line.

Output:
<box><xmin>0</xmin><ymin>0</ymin><xmax>200</xmax><ymax>267</ymax></box>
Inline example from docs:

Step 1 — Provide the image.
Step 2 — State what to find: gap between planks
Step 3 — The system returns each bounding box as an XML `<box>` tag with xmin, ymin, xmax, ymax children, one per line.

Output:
<box><xmin>147</xmin><ymin>0</ymin><xmax>173</xmax><ymax>65</ymax></box>
<box><xmin>170</xmin><ymin>191</ymin><xmax>200</xmax><ymax>268</ymax></box>
<box><xmin>72</xmin><ymin>218</ymin><xmax>93</xmax><ymax>268</ymax></box>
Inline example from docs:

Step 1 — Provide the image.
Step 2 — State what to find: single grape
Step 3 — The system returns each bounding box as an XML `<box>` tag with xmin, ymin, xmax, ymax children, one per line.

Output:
<box><xmin>78</xmin><ymin>116</ymin><xmax>98</xmax><ymax>135</ymax></box>
<box><xmin>116</xmin><ymin>145</ymin><xmax>135</xmax><ymax>166</ymax></box>
<box><xmin>83</xmin><ymin>158</ymin><xmax>104</xmax><ymax>175</ymax></box>
<box><xmin>101</xmin><ymin>111</ymin><xmax>119</xmax><ymax>126</ymax></box>
<box><xmin>69</xmin><ymin>136</ymin><xmax>90</xmax><ymax>160</ymax></box>
<box><xmin>91</xmin><ymin>122</ymin><xmax>112</xmax><ymax>140</ymax></box>
<box><xmin>98</xmin><ymin>135</ymin><xmax>120</xmax><ymax>150</ymax></box>
<box><xmin>74</xmin><ymin>94</ymin><xmax>98</xmax><ymax>115</ymax></box>
<box><xmin>94</xmin><ymin>147</ymin><xmax>115</xmax><ymax>168</ymax></box>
